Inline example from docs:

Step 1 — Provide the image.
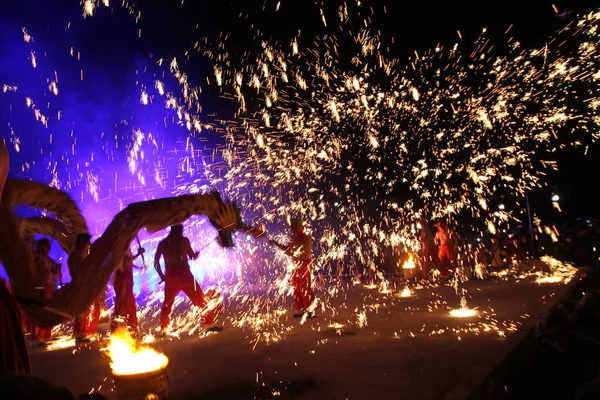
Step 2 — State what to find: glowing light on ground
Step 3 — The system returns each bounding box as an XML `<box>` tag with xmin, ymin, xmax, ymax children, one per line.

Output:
<box><xmin>378</xmin><ymin>281</ymin><xmax>392</xmax><ymax>294</ymax></box>
<box><xmin>398</xmin><ymin>287</ymin><xmax>412</xmax><ymax>298</ymax></box>
<box><xmin>45</xmin><ymin>336</ymin><xmax>76</xmax><ymax>352</ymax></box>
<box><xmin>536</xmin><ymin>276</ymin><xmax>563</xmax><ymax>284</ymax></box>
<box><xmin>535</xmin><ymin>256</ymin><xmax>578</xmax><ymax>284</ymax></box>
<box><xmin>449</xmin><ymin>297</ymin><xmax>478</xmax><ymax>318</ymax></box>
<box><xmin>449</xmin><ymin>308</ymin><xmax>479</xmax><ymax>318</ymax></box>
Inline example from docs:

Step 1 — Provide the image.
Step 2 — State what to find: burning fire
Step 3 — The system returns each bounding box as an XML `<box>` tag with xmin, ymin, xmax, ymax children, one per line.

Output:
<box><xmin>107</xmin><ymin>329</ymin><xmax>168</xmax><ymax>376</ymax></box>
<box><xmin>402</xmin><ymin>255</ymin><xmax>415</xmax><ymax>269</ymax></box>
<box><xmin>398</xmin><ymin>287</ymin><xmax>412</xmax><ymax>298</ymax></box>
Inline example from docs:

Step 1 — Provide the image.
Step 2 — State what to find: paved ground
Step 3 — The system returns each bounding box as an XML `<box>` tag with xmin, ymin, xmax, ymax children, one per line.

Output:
<box><xmin>29</xmin><ymin>275</ymin><xmax>572</xmax><ymax>400</ymax></box>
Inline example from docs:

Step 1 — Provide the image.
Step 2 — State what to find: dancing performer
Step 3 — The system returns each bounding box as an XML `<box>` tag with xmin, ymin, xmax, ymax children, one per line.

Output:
<box><xmin>31</xmin><ymin>239</ymin><xmax>55</xmax><ymax>347</ymax></box>
<box><xmin>0</xmin><ymin>142</ymin><xmax>31</xmax><ymax>374</ymax></box>
<box><xmin>269</xmin><ymin>219</ymin><xmax>315</xmax><ymax>318</ymax></box>
<box><xmin>154</xmin><ymin>224</ymin><xmax>221</xmax><ymax>333</ymax></box>
<box><xmin>111</xmin><ymin>245</ymin><xmax>145</xmax><ymax>335</ymax></box>
<box><xmin>434</xmin><ymin>220</ymin><xmax>455</xmax><ymax>278</ymax></box>
<box><xmin>68</xmin><ymin>234</ymin><xmax>100</xmax><ymax>342</ymax></box>
<box><xmin>0</xmin><ymin>278</ymin><xmax>32</xmax><ymax>375</ymax></box>
<box><xmin>418</xmin><ymin>218</ymin><xmax>437</xmax><ymax>280</ymax></box>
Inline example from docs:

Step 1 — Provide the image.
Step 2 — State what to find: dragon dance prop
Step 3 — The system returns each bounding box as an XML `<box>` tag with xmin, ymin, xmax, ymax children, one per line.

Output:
<box><xmin>0</xmin><ymin>141</ymin><xmax>250</xmax><ymax>327</ymax></box>
<box><xmin>19</xmin><ymin>217</ymin><xmax>77</xmax><ymax>255</ymax></box>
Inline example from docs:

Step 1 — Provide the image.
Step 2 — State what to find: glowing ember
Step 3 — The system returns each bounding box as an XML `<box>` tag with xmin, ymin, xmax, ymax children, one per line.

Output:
<box><xmin>535</xmin><ymin>276</ymin><xmax>562</xmax><ymax>284</ymax></box>
<box><xmin>363</xmin><ymin>284</ymin><xmax>377</xmax><ymax>289</ymax></box>
<box><xmin>328</xmin><ymin>323</ymin><xmax>344</xmax><ymax>330</ymax></box>
<box><xmin>449</xmin><ymin>297</ymin><xmax>478</xmax><ymax>318</ymax></box>
<box><xmin>399</xmin><ymin>287</ymin><xmax>412</xmax><ymax>298</ymax></box>
<box><xmin>449</xmin><ymin>308</ymin><xmax>478</xmax><ymax>318</ymax></box>
<box><xmin>402</xmin><ymin>255</ymin><xmax>416</xmax><ymax>269</ymax></box>
<box><xmin>45</xmin><ymin>336</ymin><xmax>76</xmax><ymax>352</ymax></box>
<box><xmin>106</xmin><ymin>329</ymin><xmax>168</xmax><ymax>376</ymax></box>
<box><xmin>535</xmin><ymin>256</ymin><xmax>578</xmax><ymax>284</ymax></box>
<box><xmin>378</xmin><ymin>281</ymin><xmax>391</xmax><ymax>294</ymax></box>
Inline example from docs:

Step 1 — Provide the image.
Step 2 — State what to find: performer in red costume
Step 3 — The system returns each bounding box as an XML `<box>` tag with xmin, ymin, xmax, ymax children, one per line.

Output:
<box><xmin>434</xmin><ymin>220</ymin><xmax>456</xmax><ymax>278</ymax></box>
<box><xmin>269</xmin><ymin>219</ymin><xmax>315</xmax><ymax>318</ymax></box>
<box><xmin>154</xmin><ymin>225</ymin><xmax>222</xmax><ymax>333</ymax></box>
<box><xmin>418</xmin><ymin>218</ymin><xmax>437</xmax><ymax>280</ymax></box>
<box><xmin>68</xmin><ymin>234</ymin><xmax>100</xmax><ymax>343</ymax></box>
<box><xmin>0</xmin><ymin>278</ymin><xmax>32</xmax><ymax>375</ymax></box>
<box><xmin>31</xmin><ymin>238</ymin><xmax>56</xmax><ymax>347</ymax></box>
<box><xmin>111</xmin><ymin>245</ymin><xmax>145</xmax><ymax>336</ymax></box>
<box><xmin>0</xmin><ymin>142</ymin><xmax>31</xmax><ymax>373</ymax></box>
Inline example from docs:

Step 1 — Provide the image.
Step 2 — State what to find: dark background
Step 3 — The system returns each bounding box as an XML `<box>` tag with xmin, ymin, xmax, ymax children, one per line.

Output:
<box><xmin>141</xmin><ymin>0</ymin><xmax>600</xmax><ymax>222</ymax></box>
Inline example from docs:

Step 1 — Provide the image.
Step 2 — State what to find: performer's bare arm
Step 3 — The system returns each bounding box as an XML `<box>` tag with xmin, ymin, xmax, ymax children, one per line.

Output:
<box><xmin>269</xmin><ymin>237</ymin><xmax>307</xmax><ymax>260</ymax></box>
<box><xmin>67</xmin><ymin>256</ymin><xmax>75</xmax><ymax>277</ymax></box>
<box><xmin>269</xmin><ymin>239</ymin><xmax>288</xmax><ymax>252</ymax></box>
<box><xmin>184</xmin><ymin>238</ymin><xmax>199</xmax><ymax>260</ymax></box>
<box><xmin>154</xmin><ymin>244</ymin><xmax>166</xmax><ymax>280</ymax></box>
<box><xmin>53</xmin><ymin>263</ymin><xmax>63</xmax><ymax>286</ymax></box>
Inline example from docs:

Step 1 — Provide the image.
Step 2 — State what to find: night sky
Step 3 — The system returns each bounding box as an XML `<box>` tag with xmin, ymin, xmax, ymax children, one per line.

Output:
<box><xmin>1</xmin><ymin>0</ymin><xmax>599</xmax><ymax>232</ymax></box>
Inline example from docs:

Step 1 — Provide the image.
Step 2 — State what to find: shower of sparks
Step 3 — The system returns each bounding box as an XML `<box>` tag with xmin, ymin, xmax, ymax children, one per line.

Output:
<box><xmin>1</xmin><ymin>2</ymin><xmax>598</xmax><ymax>349</ymax></box>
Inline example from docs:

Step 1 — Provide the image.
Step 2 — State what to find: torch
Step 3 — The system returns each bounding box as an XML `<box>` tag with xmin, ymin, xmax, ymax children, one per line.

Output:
<box><xmin>108</xmin><ymin>329</ymin><xmax>169</xmax><ymax>400</ymax></box>
<box><xmin>402</xmin><ymin>254</ymin><xmax>417</xmax><ymax>281</ymax></box>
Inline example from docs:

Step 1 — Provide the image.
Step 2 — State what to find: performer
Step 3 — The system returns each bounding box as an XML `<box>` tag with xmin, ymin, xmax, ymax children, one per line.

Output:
<box><xmin>0</xmin><ymin>141</ymin><xmax>31</xmax><ymax>373</ymax></box>
<box><xmin>154</xmin><ymin>224</ymin><xmax>222</xmax><ymax>333</ymax></box>
<box><xmin>111</xmin><ymin>245</ymin><xmax>145</xmax><ymax>336</ymax></box>
<box><xmin>31</xmin><ymin>238</ymin><xmax>55</xmax><ymax>347</ymax></box>
<box><xmin>418</xmin><ymin>218</ymin><xmax>437</xmax><ymax>280</ymax></box>
<box><xmin>0</xmin><ymin>278</ymin><xmax>32</xmax><ymax>375</ymax></box>
<box><xmin>350</xmin><ymin>257</ymin><xmax>361</xmax><ymax>284</ymax></box>
<box><xmin>68</xmin><ymin>234</ymin><xmax>100</xmax><ymax>343</ymax></box>
<box><xmin>316</xmin><ymin>264</ymin><xmax>326</xmax><ymax>288</ymax></box>
<box><xmin>50</xmin><ymin>260</ymin><xmax>63</xmax><ymax>290</ymax></box>
<box><xmin>335</xmin><ymin>259</ymin><xmax>344</xmax><ymax>284</ymax></box>
<box><xmin>434</xmin><ymin>220</ymin><xmax>455</xmax><ymax>278</ymax></box>
<box><xmin>269</xmin><ymin>219</ymin><xmax>315</xmax><ymax>318</ymax></box>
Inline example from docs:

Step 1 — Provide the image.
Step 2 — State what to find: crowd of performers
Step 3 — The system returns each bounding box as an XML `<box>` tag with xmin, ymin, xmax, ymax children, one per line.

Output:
<box><xmin>4</xmin><ymin>199</ymin><xmax>597</xmax><ymax>382</ymax></box>
<box><xmin>1</xmin><ymin>217</ymin><xmax>314</xmax><ymax>353</ymax></box>
<box><xmin>328</xmin><ymin>218</ymin><xmax>599</xmax><ymax>286</ymax></box>
<box><xmin>8</xmin><ymin>215</ymin><xmax>597</xmax><ymax>350</ymax></box>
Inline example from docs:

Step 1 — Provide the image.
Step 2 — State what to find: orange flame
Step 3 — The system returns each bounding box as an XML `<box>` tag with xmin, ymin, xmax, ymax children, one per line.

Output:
<box><xmin>107</xmin><ymin>329</ymin><xmax>168</xmax><ymax>376</ymax></box>
<box><xmin>402</xmin><ymin>254</ymin><xmax>415</xmax><ymax>269</ymax></box>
